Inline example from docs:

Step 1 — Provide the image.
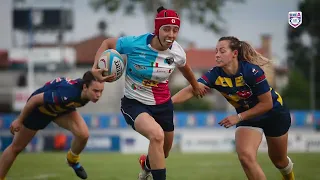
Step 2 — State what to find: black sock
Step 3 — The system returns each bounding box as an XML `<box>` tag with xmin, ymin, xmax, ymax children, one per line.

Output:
<box><xmin>151</xmin><ymin>168</ymin><xmax>166</xmax><ymax>180</ymax></box>
<box><xmin>145</xmin><ymin>155</ymin><xmax>151</xmax><ymax>170</ymax></box>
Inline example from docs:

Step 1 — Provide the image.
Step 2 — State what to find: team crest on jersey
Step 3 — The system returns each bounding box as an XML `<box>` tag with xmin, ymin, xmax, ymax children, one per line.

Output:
<box><xmin>236</xmin><ymin>90</ymin><xmax>253</xmax><ymax>99</ymax></box>
<box><xmin>288</xmin><ymin>11</ymin><xmax>302</xmax><ymax>28</ymax></box>
<box><xmin>252</xmin><ymin>68</ymin><xmax>258</xmax><ymax>75</ymax></box>
<box><xmin>164</xmin><ymin>57</ymin><xmax>174</xmax><ymax>65</ymax></box>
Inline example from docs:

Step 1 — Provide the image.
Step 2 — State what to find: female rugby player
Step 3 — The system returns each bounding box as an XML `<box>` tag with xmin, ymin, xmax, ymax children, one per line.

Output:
<box><xmin>172</xmin><ymin>36</ymin><xmax>294</xmax><ymax>180</ymax></box>
<box><xmin>0</xmin><ymin>71</ymin><xmax>110</xmax><ymax>180</ymax></box>
<box><xmin>91</xmin><ymin>6</ymin><xmax>206</xmax><ymax>180</ymax></box>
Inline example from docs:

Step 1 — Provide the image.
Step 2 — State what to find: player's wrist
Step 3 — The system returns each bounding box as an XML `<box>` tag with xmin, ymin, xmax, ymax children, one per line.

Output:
<box><xmin>190</xmin><ymin>81</ymin><xmax>199</xmax><ymax>89</ymax></box>
<box><xmin>237</xmin><ymin>113</ymin><xmax>244</xmax><ymax>122</ymax></box>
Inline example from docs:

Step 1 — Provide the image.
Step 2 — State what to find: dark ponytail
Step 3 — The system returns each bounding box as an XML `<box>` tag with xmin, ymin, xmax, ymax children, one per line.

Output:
<box><xmin>81</xmin><ymin>71</ymin><xmax>98</xmax><ymax>88</ymax></box>
<box><xmin>157</xmin><ymin>6</ymin><xmax>166</xmax><ymax>13</ymax></box>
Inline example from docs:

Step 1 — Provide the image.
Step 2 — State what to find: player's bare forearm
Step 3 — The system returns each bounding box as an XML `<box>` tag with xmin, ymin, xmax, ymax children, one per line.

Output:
<box><xmin>171</xmin><ymin>85</ymin><xmax>194</xmax><ymax>104</ymax></box>
<box><xmin>178</xmin><ymin>64</ymin><xmax>198</xmax><ymax>88</ymax></box>
<box><xmin>93</xmin><ymin>40</ymin><xmax>108</xmax><ymax>70</ymax></box>
<box><xmin>92</xmin><ymin>38</ymin><xmax>118</xmax><ymax>70</ymax></box>
<box><xmin>18</xmin><ymin>102</ymin><xmax>35</xmax><ymax>123</ymax></box>
<box><xmin>18</xmin><ymin>93</ymin><xmax>44</xmax><ymax>122</ymax></box>
<box><xmin>239</xmin><ymin>92</ymin><xmax>273</xmax><ymax>121</ymax></box>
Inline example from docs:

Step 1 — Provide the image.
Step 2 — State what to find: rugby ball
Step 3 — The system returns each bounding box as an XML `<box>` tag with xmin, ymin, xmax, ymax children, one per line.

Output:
<box><xmin>97</xmin><ymin>49</ymin><xmax>126</xmax><ymax>82</ymax></box>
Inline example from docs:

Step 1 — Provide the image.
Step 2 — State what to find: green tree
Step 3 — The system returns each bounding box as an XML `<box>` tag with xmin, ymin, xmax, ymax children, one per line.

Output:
<box><xmin>90</xmin><ymin>0</ymin><xmax>244</xmax><ymax>33</ymax></box>
<box><xmin>281</xmin><ymin>69</ymin><xmax>310</xmax><ymax>110</ymax></box>
<box><xmin>286</xmin><ymin>0</ymin><xmax>320</xmax><ymax>109</ymax></box>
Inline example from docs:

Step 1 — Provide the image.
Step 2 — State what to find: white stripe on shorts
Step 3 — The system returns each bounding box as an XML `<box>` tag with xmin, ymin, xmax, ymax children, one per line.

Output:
<box><xmin>236</xmin><ymin>126</ymin><xmax>264</xmax><ymax>134</ymax></box>
<box><xmin>120</xmin><ymin>108</ymin><xmax>135</xmax><ymax>123</ymax></box>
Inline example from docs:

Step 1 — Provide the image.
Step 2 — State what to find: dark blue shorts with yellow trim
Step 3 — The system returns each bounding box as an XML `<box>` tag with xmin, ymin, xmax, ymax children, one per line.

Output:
<box><xmin>23</xmin><ymin>108</ymin><xmax>75</xmax><ymax>130</ymax></box>
<box><xmin>120</xmin><ymin>96</ymin><xmax>174</xmax><ymax>132</ymax></box>
<box><xmin>236</xmin><ymin>106</ymin><xmax>291</xmax><ymax>137</ymax></box>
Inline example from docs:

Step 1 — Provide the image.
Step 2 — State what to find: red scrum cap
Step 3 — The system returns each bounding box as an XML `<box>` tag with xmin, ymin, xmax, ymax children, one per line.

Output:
<box><xmin>154</xmin><ymin>6</ymin><xmax>180</xmax><ymax>36</ymax></box>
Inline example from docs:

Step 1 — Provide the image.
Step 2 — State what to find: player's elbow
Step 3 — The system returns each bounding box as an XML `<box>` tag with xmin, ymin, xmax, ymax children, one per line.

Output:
<box><xmin>102</xmin><ymin>39</ymin><xmax>109</xmax><ymax>48</ymax></box>
<box><xmin>258</xmin><ymin>92</ymin><xmax>273</xmax><ymax>112</ymax></box>
<box><xmin>263</xmin><ymin>100</ymin><xmax>273</xmax><ymax>112</ymax></box>
<box><xmin>103</xmin><ymin>38</ymin><xmax>118</xmax><ymax>50</ymax></box>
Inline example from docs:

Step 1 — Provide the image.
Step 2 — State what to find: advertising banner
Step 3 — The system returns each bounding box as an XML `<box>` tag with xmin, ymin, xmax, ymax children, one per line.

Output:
<box><xmin>84</xmin><ymin>135</ymin><xmax>120</xmax><ymax>152</ymax></box>
<box><xmin>120</xmin><ymin>132</ymin><xmax>149</xmax><ymax>154</ymax></box>
<box><xmin>180</xmin><ymin>133</ymin><xmax>235</xmax><ymax>153</ymax></box>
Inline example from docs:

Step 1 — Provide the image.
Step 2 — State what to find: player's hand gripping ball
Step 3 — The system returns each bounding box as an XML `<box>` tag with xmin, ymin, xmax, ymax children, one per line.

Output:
<box><xmin>97</xmin><ymin>49</ymin><xmax>126</xmax><ymax>82</ymax></box>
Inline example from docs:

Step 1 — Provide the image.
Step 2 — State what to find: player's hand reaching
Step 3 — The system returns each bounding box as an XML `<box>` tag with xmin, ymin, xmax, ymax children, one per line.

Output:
<box><xmin>91</xmin><ymin>68</ymin><xmax>116</xmax><ymax>82</ymax></box>
<box><xmin>192</xmin><ymin>83</ymin><xmax>210</xmax><ymax>98</ymax></box>
<box><xmin>10</xmin><ymin>119</ymin><xmax>23</xmax><ymax>135</ymax></box>
<box><xmin>219</xmin><ymin>114</ymin><xmax>241</xmax><ymax>128</ymax></box>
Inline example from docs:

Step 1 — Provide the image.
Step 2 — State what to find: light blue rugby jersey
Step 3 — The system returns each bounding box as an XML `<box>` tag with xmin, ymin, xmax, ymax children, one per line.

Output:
<box><xmin>116</xmin><ymin>33</ymin><xmax>186</xmax><ymax>105</ymax></box>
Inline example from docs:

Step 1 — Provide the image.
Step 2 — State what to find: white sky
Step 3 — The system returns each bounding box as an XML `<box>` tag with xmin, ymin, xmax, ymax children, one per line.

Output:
<box><xmin>0</xmin><ymin>0</ymin><xmax>300</xmax><ymax>64</ymax></box>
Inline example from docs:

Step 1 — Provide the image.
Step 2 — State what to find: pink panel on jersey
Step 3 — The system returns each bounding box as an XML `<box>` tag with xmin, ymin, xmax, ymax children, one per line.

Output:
<box><xmin>152</xmin><ymin>81</ymin><xmax>171</xmax><ymax>105</ymax></box>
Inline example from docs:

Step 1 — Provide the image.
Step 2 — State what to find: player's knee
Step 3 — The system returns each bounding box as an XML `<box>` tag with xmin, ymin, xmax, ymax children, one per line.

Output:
<box><xmin>77</xmin><ymin>131</ymin><xmax>90</xmax><ymax>142</ymax></box>
<box><xmin>149</xmin><ymin>129</ymin><xmax>164</xmax><ymax>145</ymax></box>
<box><xmin>269</xmin><ymin>154</ymin><xmax>288</xmax><ymax>169</ymax></box>
<box><xmin>237</xmin><ymin>150</ymin><xmax>256</xmax><ymax>168</ymax></box>
<box><xmin>10</xmin><ymin>143</ymin><xmax>25</xmax><ymax>154</ymax></box>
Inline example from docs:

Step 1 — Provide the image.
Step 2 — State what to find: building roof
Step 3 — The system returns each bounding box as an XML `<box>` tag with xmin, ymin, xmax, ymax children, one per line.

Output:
<box><xmin>72</xmin><ymin>35</ymin><xmax>108</xmax><ymax>64</ymax></box>
<box><xmin>185</xmin><ymin>48</ymin><xmax>265</xmax><ymax>70</ymax></box>
<box><xmin>33</xmin><ymin>34</ymin><xmax>109</xmax><ymax>65</ymax></box>
<box><xmin>0</xmin><ymin>50</ymin><xmax>9</xmax><ymax>68</ymax></box>
<box><xmin>20</xmin><ymin>35</ymin><xmax>277</xmax><ymax>71</ymax></box>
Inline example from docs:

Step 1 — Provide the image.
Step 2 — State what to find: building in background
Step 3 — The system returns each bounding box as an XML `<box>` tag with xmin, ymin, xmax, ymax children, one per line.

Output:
<box><xmin>0</xmin><ymin>33</ymin><xmax>289</xmax><ymax>113</ymax></box>
<box><xmin>0</xmin><ymin>0</ymin><xmax>289</xmax><ymax>113</ymax></box>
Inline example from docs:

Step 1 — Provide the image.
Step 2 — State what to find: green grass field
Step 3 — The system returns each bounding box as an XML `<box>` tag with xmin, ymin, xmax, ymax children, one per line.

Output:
<box><xmin>3</xmin><ymin>152</ymin><xmax>320</xmax><ymax>180</ymax></box>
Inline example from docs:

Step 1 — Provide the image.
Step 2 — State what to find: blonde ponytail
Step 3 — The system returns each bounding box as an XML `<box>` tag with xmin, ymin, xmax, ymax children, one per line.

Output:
<box><xmin>239</xmin><ymin>41</ymin><xmax>271</xmax><ymax>67</ymax></box>
<box><xmin>218</xmin><ymin>36</ymin><xmax>274</xmax><ymax>86</ymax></box>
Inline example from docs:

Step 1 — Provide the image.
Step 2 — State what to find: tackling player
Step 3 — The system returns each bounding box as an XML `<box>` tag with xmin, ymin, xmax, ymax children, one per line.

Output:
<box><xmin>0</xmin><ymin>70</ymin><xmax>109</xmax><ymax>180</ymax></box>
<box><xmin>172</xmin><ymin>36</ymin><xmax>295</xmax><ymax>180</ymax></box>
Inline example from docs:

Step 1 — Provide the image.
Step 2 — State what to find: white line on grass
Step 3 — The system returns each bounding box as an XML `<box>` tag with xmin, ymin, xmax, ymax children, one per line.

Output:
<box><xmin>8</xmin><ymin>173</ymin><xmax>59</xmax><ymax>180</ymax></box>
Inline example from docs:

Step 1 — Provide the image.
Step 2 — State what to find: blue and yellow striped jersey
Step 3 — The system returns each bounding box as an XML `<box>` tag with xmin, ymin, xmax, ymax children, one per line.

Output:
<box><xmin>198</xmin><ymin>60</ymin><xmax>283</xmax><ymax>114</ymax></box>
<box><xmin>29</xmin><ymin>77</ymin><xmax>88</xmax><ymax>116</ymax></box>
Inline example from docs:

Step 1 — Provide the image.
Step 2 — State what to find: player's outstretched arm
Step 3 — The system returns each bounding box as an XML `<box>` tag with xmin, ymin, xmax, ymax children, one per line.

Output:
<box><xmin>17</xmin><ymin>93</ymin><xmax>44</xmax><ymax>123</ymax></box>
<box><xmin>10</xmin><ymin>93</ymin><xmax>44</xmax><ymax>134</ymax></box>
<box><xmin>171</xmin><ymin>85</ymin><xmax>193</xmax><ymax>104</ymax></box>
<box><xmin>178</xmin><ymin>64</ymin><xmax>209</xmax><ymax>98</ymax></box>
<box><xmin>171</xmin><ymin>82</ymin><xmax>208</xmax><ymax>104</ymax></box>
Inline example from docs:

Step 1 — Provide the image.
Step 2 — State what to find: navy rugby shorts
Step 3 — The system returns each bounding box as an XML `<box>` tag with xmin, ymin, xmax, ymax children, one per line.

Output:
<box><xmin>236</xmin><ymin>106</ymin><xmax>291</xmax><ymax>137</ymax></box>
<box><xmin>23</xmin><ymin>108</ymin><xmax>75</xmax><ymax>130</ymax></box>
<box><xmin>120</xmin><ymin>96</ymin><xmax>174</xmax><ymax>132</ymax></box>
